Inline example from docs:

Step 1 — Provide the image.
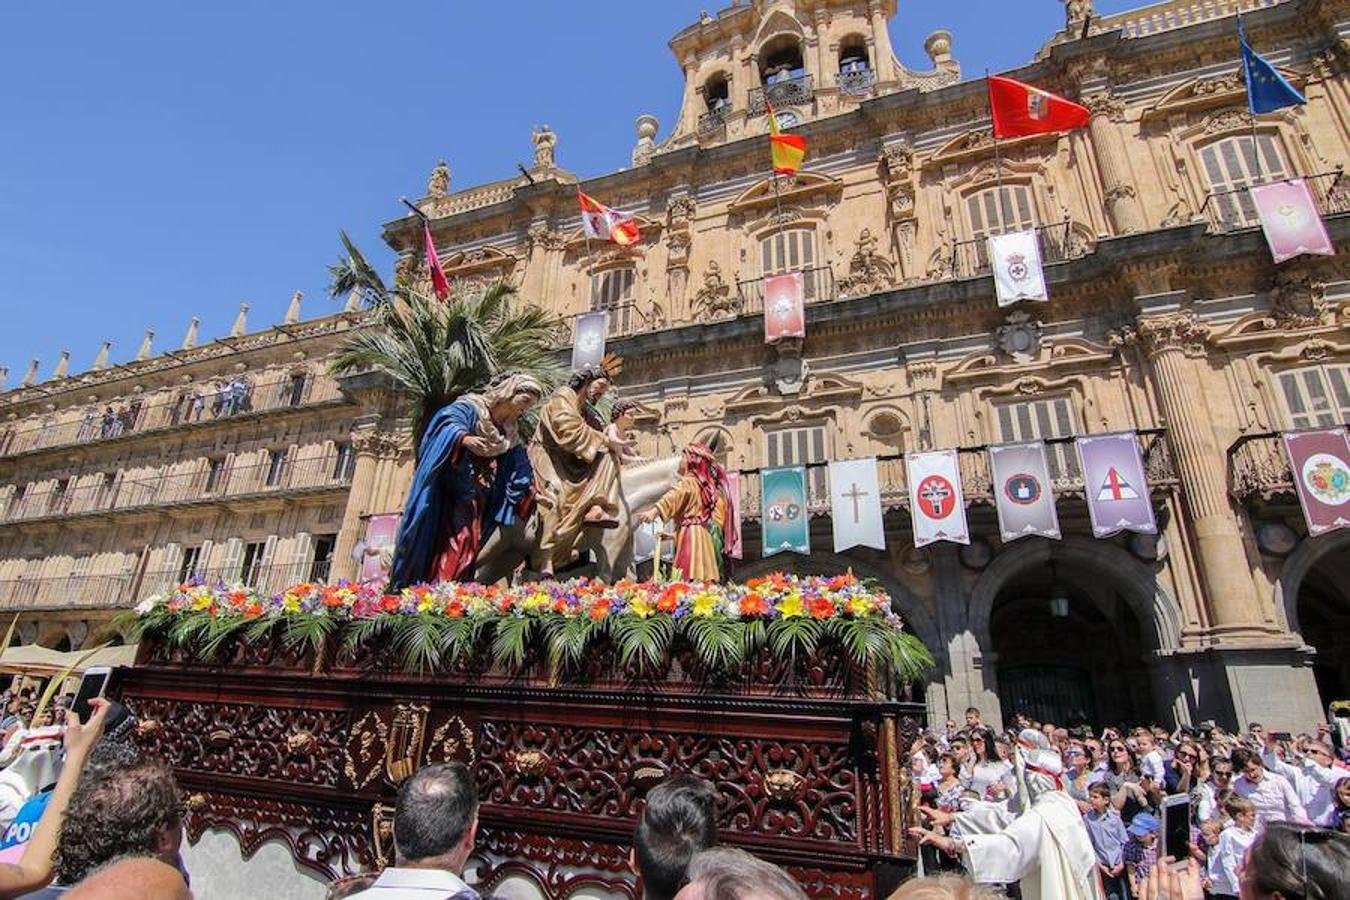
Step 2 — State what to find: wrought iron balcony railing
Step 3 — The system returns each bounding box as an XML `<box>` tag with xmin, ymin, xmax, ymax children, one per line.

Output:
<box><xmin>733</xmin><ymin>266</ymin><xmax>836</xmax><ymax>319</ymax></box>
<box><xmin>0</xmin><ymin>372</ymin><xmax>344</xmax><ymax>459</ymax></box>
<box><xmin>697</xmin><ymin>106</ymin><xmax>732</xmax><ymax>137</ymax></box>
<box><xmin>0</xmin><ymin>456</ymin><xmax>353</xmax><ymax>525</ymax></box>
<box><xmin>948</xmin><ymin>220</ymin><xmax>1076</xmax><ymax>280</ymax></box>
<box><xmin>1228</xmin><ymin>432</ymin><xmax>1296</xmax><ymax>503</ymax></box>
<box><xmin>837</xmin><ymin>68</ymin><xmax>876</xmax><ymax>98</ymax></box>
<box><xmin>748</xmin><ymin>74</ymin><xmax>814</xmax><ymax>115</ymax></box>
<box><xmin>1199</xmin><ymin>169</ymin><xmax>1347</xmax><ymax>233</ymax></box>
<box><xmin>561</xmin><ymin>303</ymin><xmax>655</xmax><ymax>348</ymax></box>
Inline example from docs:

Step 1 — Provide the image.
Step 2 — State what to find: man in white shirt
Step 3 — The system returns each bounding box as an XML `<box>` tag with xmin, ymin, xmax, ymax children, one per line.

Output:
<box><xmin>351</xmin><ymin>763</ymin><xmax>480</xmax><ymax>900</ymax></box>
<box><xmin>1229</xmin><ymin>748</ymin><xmax>1310</xmax><ymax>831</ymax></box>
<box><xmin>1260</xmin><ymin>736</ymin><xmax>1343</xmax><ymax>826</ymax></box>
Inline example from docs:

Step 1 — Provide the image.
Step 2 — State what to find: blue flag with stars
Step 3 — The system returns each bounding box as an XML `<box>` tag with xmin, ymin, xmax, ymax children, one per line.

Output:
<box><xmin>1239</xmin><ymin>19</ymin><xmax>1305</xmax><ymax>113</ymax></box>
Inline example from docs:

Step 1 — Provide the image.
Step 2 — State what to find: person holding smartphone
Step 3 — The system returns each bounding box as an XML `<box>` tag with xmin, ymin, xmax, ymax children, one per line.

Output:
<box><xmin>1230</xmin><ymin>748</ymin><xmax>1310</xmax><ymax>829</ymax></box>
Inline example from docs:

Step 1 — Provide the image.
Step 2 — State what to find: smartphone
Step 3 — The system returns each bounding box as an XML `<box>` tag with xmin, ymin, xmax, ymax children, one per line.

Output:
<box><xmin>1162</xmin><ymin>794</ymin><xmax>1192</xmax><ymax>863</ymax></box>
<box><xmin>1271</xmin><ymin>731</ymin><xmax>1293</xmax><ymax>742</ymax></box>
<box><xmin>70</xmin><ymin>667</ymin><xmax>111</xmax><ymax>722</ymax></box>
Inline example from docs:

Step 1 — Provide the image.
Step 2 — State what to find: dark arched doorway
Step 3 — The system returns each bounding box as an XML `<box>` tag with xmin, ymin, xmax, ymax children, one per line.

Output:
<box><xmin>1297</xmin><ymin>541</ymin><xmax>1350</xmax><ymax>706</ymax></box>
<box><xmin>990</xmin><ymin>558</ymin><xmax>1154</xmax><ymax>727</ymax></box>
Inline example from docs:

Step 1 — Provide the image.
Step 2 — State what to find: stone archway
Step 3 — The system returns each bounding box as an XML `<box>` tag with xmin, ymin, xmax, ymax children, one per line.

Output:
<box><xmin>968</xmin><ymin>537</ymin><xmax>1184</xmax><ymax>726</ymax></box>
<box><xmin>1274</xmin><ymin>531</ymin><xmax>1350</xmax><ymax>707</ymax></box>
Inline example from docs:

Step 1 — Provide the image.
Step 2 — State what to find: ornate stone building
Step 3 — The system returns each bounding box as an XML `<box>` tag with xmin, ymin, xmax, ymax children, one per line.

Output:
<box><xmin>2</xmin><ymin>0</ymin><xmax>1347</xmax><ymax>737</ymax></box>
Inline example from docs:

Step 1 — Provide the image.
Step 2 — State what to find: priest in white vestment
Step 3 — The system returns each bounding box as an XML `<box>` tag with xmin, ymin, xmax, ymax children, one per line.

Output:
<box><xmin>912</xmin><ymin>729</ymin><xmax>1104</xmax><ymax>900</ymax></box>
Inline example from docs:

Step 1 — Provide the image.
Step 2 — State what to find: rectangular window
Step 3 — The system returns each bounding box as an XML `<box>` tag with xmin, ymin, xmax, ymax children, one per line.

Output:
<box><xmin>240</xmin><ymin>541</ymin><xmax>266</xmax><ymax>586</ymax></box>
<box><xmin>966</xmin><ymin>185</ymin><xmax>1036</xmax><ymax>270</ymax></box>
<box><xmin>764</xmin><ymin>423</ymin><xmax>829</xmax><ymax>504</ymax></box>
<box><xmin>310</xmin><ymin>535</ymin><xmax>337</xmax><ymax>582</ymax></box>
<box><xmin>1277</xmin><ymin>364</ymin><xmax>1350</xmax><ymax>429</ymax></box>
<box><xmin>204</xmin><ymin>458</ymin><xmax>225</xmax><ymax>494</ymax></box>
<box><xmin>333</xmin><ymin>443</ymin><xmax>355</xmax><ymax>481</ymax></box>
<box><xmin>287</xmin><ymin>373</ymin><xmax>307</xmax><ymax>407</ymax></box>
<box><xmin>994</xmin><ymin>396</ymin><xmax>1080</xmax><ymax>481</ymax></box>
<box><xmin>264</xmin><ymin>449</ymin><xmax>288</xmax><ymax>488</ymax></box>
<box><xmin>178</xmin><ymin>546</ymin><xmax>203</xmax><ymax>583</ymax></box>
<box><xmin>589</xmin><ymin>267</ymin><xmax>635</xmax><ymax>336</ymax></box>
<box><xmin>759</xmin><ymin>228</ymin><xmax>820</xmax><ymax>300</ymax></box>
<box><xmin>1199</xmin><ymin>134</ymin><xmax>1290</xmax><ymax>228</ymax></box>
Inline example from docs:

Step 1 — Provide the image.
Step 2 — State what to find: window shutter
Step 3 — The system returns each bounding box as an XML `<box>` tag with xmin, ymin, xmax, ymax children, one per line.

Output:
<box><xmin>163</xmin><ymin>542</ymin><xmax>184</xmax><ymax>584</ymax></box>
<box><xmin>259</xmin><ymin>535</ymin><xmax>278</xmax><ymax>593</ymax></box>
<box><xmin>221</xmin><ymin>538</ymin><xmax>244</xmax><ymax>582</ymax></box>
<box><xmin>290</xmin><ymin>532</ymin><xmax>312</xmax><ymax>584</ymax></box>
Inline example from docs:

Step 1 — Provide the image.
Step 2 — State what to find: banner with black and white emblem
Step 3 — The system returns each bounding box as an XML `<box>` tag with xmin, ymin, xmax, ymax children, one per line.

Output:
<box><xmin>988</xmin><ymin>229</ymin><xmax>1048</xmax><ymax>306</ymax></box>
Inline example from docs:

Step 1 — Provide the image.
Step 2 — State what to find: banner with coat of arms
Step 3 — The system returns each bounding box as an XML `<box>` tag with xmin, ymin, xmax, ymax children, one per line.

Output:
<box><xmin>571</xmin><ymin>311</ymin><xmax>608</xmax><ymax>371</ymax></box>
<box><xmin>1282</xmin><ymin>427</ymin><xmax>1350</xmax><ymax>537</ymax></box>
<box><xmin>988</xmin><ymin>229</ymin><xmax>1048</xmax><ymax>306</ymax></box>
<box><xmin>760</xmin><ymin>466</ymin><xmax>810</xmax><ymax>556</ymax></box>
<box><xmin>988</xmin><ymin>442</ymin><xmax>1061</xmax><ymax>542</ymax></box>
<box><xmin>1251</xmin><ymin>179</ymin><xmax>1335</xmax><ymax>264</ymax></box>
<box><xmin>906</xmin><ymin>450</ymin><xmax>969</xmax><ymax>547</ymax></box>
<box><xmin>763</xmin><ymin>272</ymin><xmax>806</xmax><ymax>343</ymax></box>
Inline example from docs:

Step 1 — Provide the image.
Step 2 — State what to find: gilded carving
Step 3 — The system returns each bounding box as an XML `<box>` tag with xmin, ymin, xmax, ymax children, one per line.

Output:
<box><xmin>385</xmin><ymin>702</ymin><xmax>430</xmax><ymax>785</ymax></box>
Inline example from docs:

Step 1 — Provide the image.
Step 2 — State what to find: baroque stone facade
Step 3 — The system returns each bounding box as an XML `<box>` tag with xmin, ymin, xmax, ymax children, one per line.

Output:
<box><xmin>2</xmin><ymin>0</ymin><xmax>1348</xmax><ymax>739</ymax></box>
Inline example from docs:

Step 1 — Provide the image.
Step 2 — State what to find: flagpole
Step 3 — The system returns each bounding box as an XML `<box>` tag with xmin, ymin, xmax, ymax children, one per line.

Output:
<box><xmin>987</xmin><ymin>71</ymin><xmax>1005</xmax><ymax>197</ymax></box>
<box><xmin>1238</xmin><ymin>15</ymin><xmax>1265</xmax><ymax>185</ymax></box>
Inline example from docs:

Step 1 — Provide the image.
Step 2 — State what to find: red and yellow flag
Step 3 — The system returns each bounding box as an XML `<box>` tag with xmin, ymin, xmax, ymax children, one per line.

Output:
<box><xmin>578</xmin><ymin>190</ymin><xmax>640</xmax><ymax>246</ymax></box>
<box><xmin>767</xmin><ymin>103</ymin><xmax>806</xmax><ymax>176</ymax></box>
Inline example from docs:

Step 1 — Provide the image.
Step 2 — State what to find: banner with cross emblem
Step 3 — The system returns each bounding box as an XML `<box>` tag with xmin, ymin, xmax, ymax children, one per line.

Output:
<box><xmin>988</xmin><ymin>229</ymin><xmax>1048</xmax><ymax>307</ymax></box>
<box><xmin>760</xmin><ymin>466</ymin><xmax>809</xmax><ymax>557</ymax></box>
<box><xmin>906</xmin><ymin>449</ymin><xmax>969</xmax><ymax>548</ymax></box>
<box><xmin>1076</xmin><ymin>432</ymin><xmax>1157</xmax><ymax>538</ymax></box>
<box><xmin>988</xmin><ymin>441</ymin><xmax>1061</xmax><ymax>542</ymax></box>
<box><xmin>829</xmin><ymin>458</ymin><xmax>884</xmax><ymax>552</ymax></box>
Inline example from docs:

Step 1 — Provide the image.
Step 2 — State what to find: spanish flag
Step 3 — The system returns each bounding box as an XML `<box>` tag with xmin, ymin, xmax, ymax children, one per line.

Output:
<box><xmin>767</xmin><ymin>103</ymin><xmax>806</xmax><ymax>176</ymax></box>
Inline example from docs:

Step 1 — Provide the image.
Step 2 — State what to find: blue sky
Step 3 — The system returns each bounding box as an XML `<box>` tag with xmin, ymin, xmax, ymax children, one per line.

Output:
<box><xmin>0</xmin><ymin>0</ymin><xmax>1143</xmax><ymax>381</ymax></box>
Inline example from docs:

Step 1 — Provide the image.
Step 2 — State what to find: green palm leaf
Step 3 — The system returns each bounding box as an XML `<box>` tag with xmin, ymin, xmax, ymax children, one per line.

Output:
<box><xmin>391</xmin><ymin>615</ymin><xmax>449</xmax><ymax>674</ymax></box>
<box><xmin>683</xmin><ymin>616</ymin><xmax>744</xmax><ymax>672</ymax></box>
<box><xmin>767</xmin><ymin>617</ymin><xmax>819</xmax><ymax>661</ymax></box>
<box><xmin>491</xmin><ymin>616</ymin><xmax>536</xmax><ymax>669</ymax></box>
<box><xmin>610</xmin><ymin>615</ymin><xmax>674</xmax><ymax>671</ymax></box>
<box><xmin>544</xmin><ymin>614</ymin><xmax>600</xmax><ymax>672</ymax></box>
<box><xmin>281</xmin><ymin>613</ymin><xmax>338</xmax><ymax>657</ymax></box>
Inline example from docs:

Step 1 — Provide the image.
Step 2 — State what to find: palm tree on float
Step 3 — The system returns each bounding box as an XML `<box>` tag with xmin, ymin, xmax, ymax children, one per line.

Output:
<box><xmin>326</xmin><ymin>231</ymin><xmax>566</xmax><ymax>451</ymax></box>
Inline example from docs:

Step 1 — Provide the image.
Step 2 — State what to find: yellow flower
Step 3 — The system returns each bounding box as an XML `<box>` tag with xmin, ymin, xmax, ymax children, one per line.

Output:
<box><xmin>282</xmin><ymin>594</ymin><xmax>301</xmax><ymax>613</ymax></box>
<box><xmin>522</xmin><ymin>591</ymin><xmax>550</xmax><ymax>613</ymax></box>
<box><xmin>846</xmin><ymin>597</ymin><xmax>874</xmax><ymax>617</ymax></box>
<box><xmin>629</xmin><ymin>595</ymin><xmax>653</xmax><ymax>618</ymax></box>
<box><xmin>776</xmin><ymin>591</ymin><xmax>804</xmax><ymax>619</ymax></box>
<box><xmin>416</xmin><ymin>595</ymin><xmax>435</xmax><ymax>614</ymax></box>
<box><xmin>692</xmin><ymin>591</ymin><xmax>718</xmax><ymax>618</ymax></box>
<box><xmin>192</xmin><ymin>594</ymin><xmax>213</xmax><ymax>612</ymax></box>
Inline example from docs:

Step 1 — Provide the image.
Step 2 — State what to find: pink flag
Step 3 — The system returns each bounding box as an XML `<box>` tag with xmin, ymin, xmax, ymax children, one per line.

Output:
<box><xmin>424</xmin><ymin>223</ymin><xmax>452</xmax><ymax>301</ymax></box>
<box><xmin>724</xmin><ymin>471</ymin><xmax>743</xmax><ymax>559</ymax></box>
<box><xmin>1251</xmin><ymin>179</ymin><xmax>1335</xmax><ymax>264</ymax></box>
<box><xmin>763</xmin><ymin>272</ymin><xmax>805</xmax><ymax>344</ymax></box>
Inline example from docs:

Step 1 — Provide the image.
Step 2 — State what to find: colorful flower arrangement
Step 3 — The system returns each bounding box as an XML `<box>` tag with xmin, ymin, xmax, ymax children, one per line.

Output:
<box><xmin>124</xmin><ymin>572</ymin><xmax>933</xmax><ymax>681</ymax></box>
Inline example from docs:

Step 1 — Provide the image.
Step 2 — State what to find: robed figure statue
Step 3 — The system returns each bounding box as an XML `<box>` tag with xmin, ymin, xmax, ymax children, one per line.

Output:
<box><xmin>638</xmin><ymin>438</ymin><xmax>738</xmax><ymax>582</ymax></box>
<box><xmin>389</xmin><ymin>374</ymin><xmax>544</xmax><ymax>589</ymax></box>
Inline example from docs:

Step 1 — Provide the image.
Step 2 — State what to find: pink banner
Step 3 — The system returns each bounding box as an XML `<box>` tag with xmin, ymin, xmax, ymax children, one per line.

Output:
<box><xmin>359</xmin><ymin>513</ymin><xmax>401</xmax><ymax>584</ymax></box>
<box><xmin>724</xmin><ymin>471</ymin><xmax>743</xmax><ymax>559</ymax></box>
<box><xmin>763</xmin><ymin>272</ymin><xmax>805</xmax><ymax>344</ymax></box>
<box><xmin>1283</xmin><ymin>428</ymin><xmax>1350</xmax><ymax>537</ymax></box>
<box><xmin>1252</xmin><ymin>179</ymin><xmax>1335</xmax><ymax>264</ymax></box>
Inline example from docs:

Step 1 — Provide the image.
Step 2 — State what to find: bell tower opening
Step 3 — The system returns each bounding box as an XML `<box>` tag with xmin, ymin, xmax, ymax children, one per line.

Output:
<box><xmin>760</xmin><ymin>36</ymin><xmax>805</xmax><ymax>84</ymax></box>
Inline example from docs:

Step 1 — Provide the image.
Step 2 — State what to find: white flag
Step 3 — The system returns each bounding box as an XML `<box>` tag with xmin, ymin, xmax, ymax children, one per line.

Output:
<box><xmin>906</xmin><ymin>449</ymin><xmax>969</xmax><ymax>547</ymax></box>
<box><xmin>830</xmin><ymin>458</ymin><xmax>884</xmax><ymax>552</ymax></box>
<box><xmin>988</xmin><ymin>229</ymin><xmax>1048</xmax><ymax>306</ymax></box>
<box><xmin>571</xmin><ymin>311</ymin><xmax>607</xmax><ymax>371</ymax></box>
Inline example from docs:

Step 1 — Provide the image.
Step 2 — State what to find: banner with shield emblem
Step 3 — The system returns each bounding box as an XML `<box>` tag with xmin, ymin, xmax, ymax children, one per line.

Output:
<box><xmin>988</xmin><ymin>441</ymin><xmax>1061</xmax><ymax>542</ymax></box>
<box><xmin>1282</xmin><ymin>427</ymin><xmax>1350</xmax><ymax>536</ymax></box>
<box><xmin>761</xmin><ymin>466</ymin><xmax>810</xmax><ymax>556</ymax></box>
<box><xmin>989</xmin><ymin>229</ymin><xmax>1048</xmax><ymax>306</ymax></box>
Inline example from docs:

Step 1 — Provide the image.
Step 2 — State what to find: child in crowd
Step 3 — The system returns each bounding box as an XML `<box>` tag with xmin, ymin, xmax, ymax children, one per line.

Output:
<box><xmin>1134</xmin><ymin>728</ymin><xmax>1166</xmax><ymax>783</ymax></box>
<box><xmin>1083</xmin><ymin>783</ymin><xmax>1130</xmax><ymax>900</ymax></box>
<box><xmin>1208</xmin><ymin>796</ymin><xmax>1257</xmax><ymax>900</ymax></box>
<box><xmin>1123</xmin><ymin>811</ymin><xmax>1160</xmax><ymax>898</ymax></box>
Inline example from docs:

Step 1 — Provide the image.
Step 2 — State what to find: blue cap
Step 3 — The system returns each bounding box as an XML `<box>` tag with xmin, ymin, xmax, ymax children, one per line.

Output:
<box><xmin>1128</xmin><ymin>812</ymin><xmax>1160</xmax><ymax>836</ymax></box>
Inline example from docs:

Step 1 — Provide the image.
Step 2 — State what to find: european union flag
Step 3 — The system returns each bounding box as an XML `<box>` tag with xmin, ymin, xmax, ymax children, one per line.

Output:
<box><xmin>1239</xmin><ymin>19</ymin><xmax>1306</xmax><ymax>114</ymax></box>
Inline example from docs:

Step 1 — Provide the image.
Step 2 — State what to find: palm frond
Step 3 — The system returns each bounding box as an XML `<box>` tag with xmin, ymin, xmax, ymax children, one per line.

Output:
<box><xmin>767</xmin><ymin>617</ymin><xmax>819</xmax><ymax>662</ymax></box>
<box><xmin>544</xmin><ymin>614</ymin><xmax>601</xmax><ymax>672</ymax></box>
<box><xmin>281</xmin><ymin>613</ymin><xmax>338</xmax><ymax>657</ymax></box>
<box><xmin>610</xmin><ymin>615</ymin><xmax>674</xmax><ymax>672</ymax></box>
<box><xmin>883</xmin><ymin>631</ymin><xmax>936</xmax><ymax>685</ymax></box>
<box><xmin>491</xmin><ymin>616</ymin><xmax>536</xmax><ymax>670</ymax></box>
<box><xmin>391</xmin><ymin>615</ymin><xmax>450</xmax><ymax>674</ymax></box>
<box><xmin>328</xmin><ymin>230</ymin><xmax>388</xmax><ymax>304</ymax></box>
<box><xmin>682</xmin><ymin>616</ymin><xmax>744</xmax><ymax>672</ymax></box>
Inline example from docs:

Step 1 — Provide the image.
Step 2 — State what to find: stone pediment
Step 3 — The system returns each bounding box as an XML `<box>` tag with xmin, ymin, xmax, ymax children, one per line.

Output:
<box><xmin>724</xmin><ymin>371</ymin><xmax>864</xmax><ymax>417</ymax></box>
<box><xmin>1145</xmin><ymin>68</ymin><xmax>1304</xmax><ymax>119</ymax></box>
<box><xmin>928</xmin><ymin>128</ymin><xmax>1057</xmax><ymax>167</ymax></box>
<box><xmin>442</xmin><ymin>246</ymin><xmax>520</xmax><ymax>277</ymax></box>
<box><xmin>945</xmin><ymin>335</ymin><xmax>1113</xmax><ymax>386</ymax></box>
<box><xmin>727</xmin><ymin>172</ymin><xmax>842</xmax><ymax>215</ymax></box>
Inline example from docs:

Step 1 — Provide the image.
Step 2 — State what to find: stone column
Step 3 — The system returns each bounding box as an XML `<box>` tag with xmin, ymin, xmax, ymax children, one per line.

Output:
<box><xmin>1083</xmin><ymin>92</ymin><xmax>1147</xmax><ymax>235</ymax></box>
<box><xmin>867</xmin><ymin>0</ymin><xmax>897</xmax><ymax>83</ymax></box>
<box><xmin>331</xmin><ymin>427</ymin><xmax>402</xmax><ymax>582</ymax></box>
<box><xmin>811</xmin><ymin>10</ymin><xmax>829</xmax><ymax>87</ymax></box>
<box><xmin>678</xmin><ymin>54</ymin><xmax>699</xmax><ymax>134</ymax></box>
<box><xmin>1135</xmin><ymin>307</ymin><xmax>1270</xmax><ymax>637</ymax></box>
<box><xmin>729</xmin><ymin>36</ymin><xmax>748</xmax><ymax>113</ymax></box>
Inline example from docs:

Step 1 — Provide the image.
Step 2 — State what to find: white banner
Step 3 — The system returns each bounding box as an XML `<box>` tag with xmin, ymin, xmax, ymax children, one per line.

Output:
<box><xmin>906</xmin><ymin>449</ymin><xmax>970</xmax><ymax>547</ymax></box>
<box><xmin>829</xmin><ymin>458</ymin><xmax>885</xmax><ymax>552</ymax></box>
<box><xmin>570</xmin><ymin>311</ymin><xmax>607</xmax><ymax>371</ymax></box>
<box><xmin>988</xmin><ymin>229</ymin><xmax>1048</xmax><ymax>306</ymax></box>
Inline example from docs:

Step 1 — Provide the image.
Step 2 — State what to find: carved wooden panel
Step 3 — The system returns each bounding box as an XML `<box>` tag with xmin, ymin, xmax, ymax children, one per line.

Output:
<box><xmin>472</xmin><ymin>826</ymin><xmax>640</xmax><ymax>900</ymax></box>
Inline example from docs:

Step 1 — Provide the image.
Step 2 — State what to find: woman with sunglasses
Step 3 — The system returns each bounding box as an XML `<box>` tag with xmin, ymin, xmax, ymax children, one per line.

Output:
<box><xmin>968</xmin><ymin>729</ymin><xmax>1016</xmax><ymax>809</ymax></box>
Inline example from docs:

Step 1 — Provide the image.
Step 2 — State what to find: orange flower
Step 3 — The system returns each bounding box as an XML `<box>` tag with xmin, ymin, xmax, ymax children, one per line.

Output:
<box><xmin>380</xmin><ymin>594</ymin><xmax>401</xmax><ymax>613</ymax></box>
<box><xmin>227</xmin><ymin>590</ymin><xmax>248</xmax><ymax>607</ymax></box>
<box><xmin>445</xmin><ymin>598</ymin><xmax>465</xmax><ymax>618</ymax></box>
<box><xmin>322</xmin><ymin>587</ymin><xmax>346</xmax><ymax>608</ymax></box>
<box><xmin>809</xmin><ymin>597</ymin><xmax>836</xmax><ymax>620</ymax></box>
<box><xmin>551</xmin><ymin>598</ymin><xmax>569</xmax><ymax>614</ymax></box>
<box><xmin>589</xmin><ymin>599</ymin><xmax>612</xmax><ymax>621</ymax></box>
<box><xmin>657</xmin><ymin>583</ymin><xmax>688</xmax><ymax>613</ymax></box>
<box><xmin>739</xmin><ymin>593</ymin><xmax>770</xmax><ymax>617</ymax></box>
<box><xmin>244</xmin><ymin>603</ymin><xmax>263</xmax><ymax>619</ymax></box>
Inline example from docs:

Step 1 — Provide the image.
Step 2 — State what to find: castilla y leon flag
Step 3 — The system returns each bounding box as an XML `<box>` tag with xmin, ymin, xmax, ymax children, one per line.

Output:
<box><xmin>578</xmin><ymin>190</ymin><xmax>640</xmax><ymax>246</ymax></box>
<box><xmin>423</xmin><ymin>223</ymin><xmax>451</xmax><ymax>301</ymax></box>
<box><xmin>767</xmin><ymin>103</ymin><xmax>806</xmax><ymax>176</ymax></box>
<box><xmin>761</xmin><ymin>466</ymin><xmax>810</xmax><ymax>556</ymax></box>
<box><xmin>988</xmin><ymin>441</ymin><xmax>1061</xmax><ymax>542</ymax></box>
<box><xmin>1283</xmin><ymin>427</ymin><xmax>1350</xmax><ymax>537</ymax></box>
<box><xmin>906</xmin><ymin>449</ymin><xmax>969</xmax><ymax>548</ymax></box>
<box><xmin>763</xmin><ymin>271</ymin><xmax>805</xmax><ymax>343</ymax></box>
<box><xmin>1076</xmin><ymin>432</ymin><xmax>1157</xmax><ymax>538</ymax></box>
<box><xmin>988</xmin><ymin>75</ymin><xmax>1091</xmax><ymax>139</ymax></box>
<box><xmin>1251</xmin><ymin>179</ymin><xmax>1335</xmax><ymax>264</ymax></box>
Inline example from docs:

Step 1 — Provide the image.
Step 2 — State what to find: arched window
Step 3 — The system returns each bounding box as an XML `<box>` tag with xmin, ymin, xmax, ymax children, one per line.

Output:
<box><xmin>589</xmin><ymin>266</ymin><xmax>636</xmax><ymax>336</ymax></box>
<box><xmin>703</xmin><ymin>73</ymin><xmax>730</xmax><ymax>112</ymax></box>
<box><xmin>759</xmin><ymin>228</ymin><xmax>820</xmax><ymax>300</ymax></box>
<box><xmin>760</xmin><ymin>38</ymin><xmax>805</xmax><ymax>84</ymax></box>
<box><xmin>838</xmin><ymin>37</ymin><xmax>873</xmax><ymax>97</ymax></box>
<box><xmin>1198</xmin><ymin>134</ymin><xmax>1290</xmax><ymax>229</ymax></box>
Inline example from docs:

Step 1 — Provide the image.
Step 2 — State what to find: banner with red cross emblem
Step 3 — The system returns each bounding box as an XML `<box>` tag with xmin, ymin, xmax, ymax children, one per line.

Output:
<box><xmin>1076</xmin><ymin>432</ymin><xmax>1157</xmax><ymax>538</ymax></box>
<box><xmin>906</xmin><ymin>449</ymin><xmax>969</xmax><ymax>548</ymax></box>
<box><xmin>989</xmin><ymin>229</ymin><xmax>1048</xmax><ymax>306</ymax></box>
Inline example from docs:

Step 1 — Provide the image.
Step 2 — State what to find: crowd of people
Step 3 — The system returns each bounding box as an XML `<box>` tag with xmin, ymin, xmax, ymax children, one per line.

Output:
<box><xmin>906</xmin><ymin>707</ymin><xmax>1349</xmax><ymax>899</ymax></box>
<box><xmin>0</xmin><ymin>686</ymin><xmax>1344</xmax><ymax>899</ymax></box>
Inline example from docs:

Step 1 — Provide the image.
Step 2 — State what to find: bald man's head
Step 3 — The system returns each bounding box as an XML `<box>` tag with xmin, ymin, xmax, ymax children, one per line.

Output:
<box><xmin>66</xmin><ymin>857</ymin><xmax>190</xmax><ymax>900</ymax></box>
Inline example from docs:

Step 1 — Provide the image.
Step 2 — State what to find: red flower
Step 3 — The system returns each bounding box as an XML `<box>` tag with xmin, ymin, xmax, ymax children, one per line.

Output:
<box><xmin>809</xmin><ymin>597</ymin><xmax>836</xmax><ymax>620</ymax></box>
<box><xmin>657</xmin><ymin>584</ymin><xmax>688</xmax><ymax>613</ymax></box>
<box><xmin>589</xmin><ymin>599</ymin><xmax>612</xmax><ymax>621</ymax></box>
<box><xmin>244</xmin><ymin>603</ymin><xmax>263</xmax><ymax>619</ymax></box>
<box><xmin>551</xmin><ymin>598</ymin><xmax>569</xmax><ymax>614</ymax></box>
<box><xmin>380</xmin><ymin>594</ymin><xmax>401</xmax><ymax>613</ymax></box>
<box><xmin>739</xmin><ymin>594</ymin><xmax>770</xmax><ymax>617</ymax></box>
<box><xmin>445</xmin><ymin>598</ymin><xmax>465</xmax><ymax>618</ymax></box>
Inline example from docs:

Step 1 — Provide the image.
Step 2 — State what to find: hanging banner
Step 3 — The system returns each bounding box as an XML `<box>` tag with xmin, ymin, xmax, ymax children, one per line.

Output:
<box><xmin>1282</xmin><ymin>427</ymin><xmax>1350</xmax><ymax>537</ymax></box>
<box><xmin>358</xmin><ymin>513</ymin><xmax>401</xmax><ymax>584</ymax></box>
<box><xmin>1251</xmin><ymin>179</ymin><xmax>1335</xmax><ymax>264</ymax></box>
<box><xmin>906</xmin><ymin>450</ymin><xmax>969</xmax><ymax>547</ymax></box>
<box><xmin>761</xmin><ymin>466</ymin><xmax>809</xmax><ymax>556</ymax></box>
<box><xmin>829</xmin><ymin>458</ymin><xmax>885</xmax><ymax>552</ymax></box>
<box><xmin>988</xmin><ymin>441</ymin><xmax>1062</xmax><ymax>542</ymax></box>
<box><xmin>725</xmin><ymin>471</ymin><xmax>744</xmax><ymax>559</ymax></box>
<box><xmin>988</xmin><ymin>229</ymin><xmax>1048</xmax><ymax>306</ymax></box>
<box><xmin>1076</xmin><ymin>432</ymin><xmax>1157</xmax><ymax>538</ymax></box>
<box><xmin>763</xmin><ymin>272</ymin><xmax>805</xmax><ymax>344</ymax></box>
<box><xmin>571</xmin><ymin>311</ymin><xmax>608</xmax><ymax>371</ymax></box>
